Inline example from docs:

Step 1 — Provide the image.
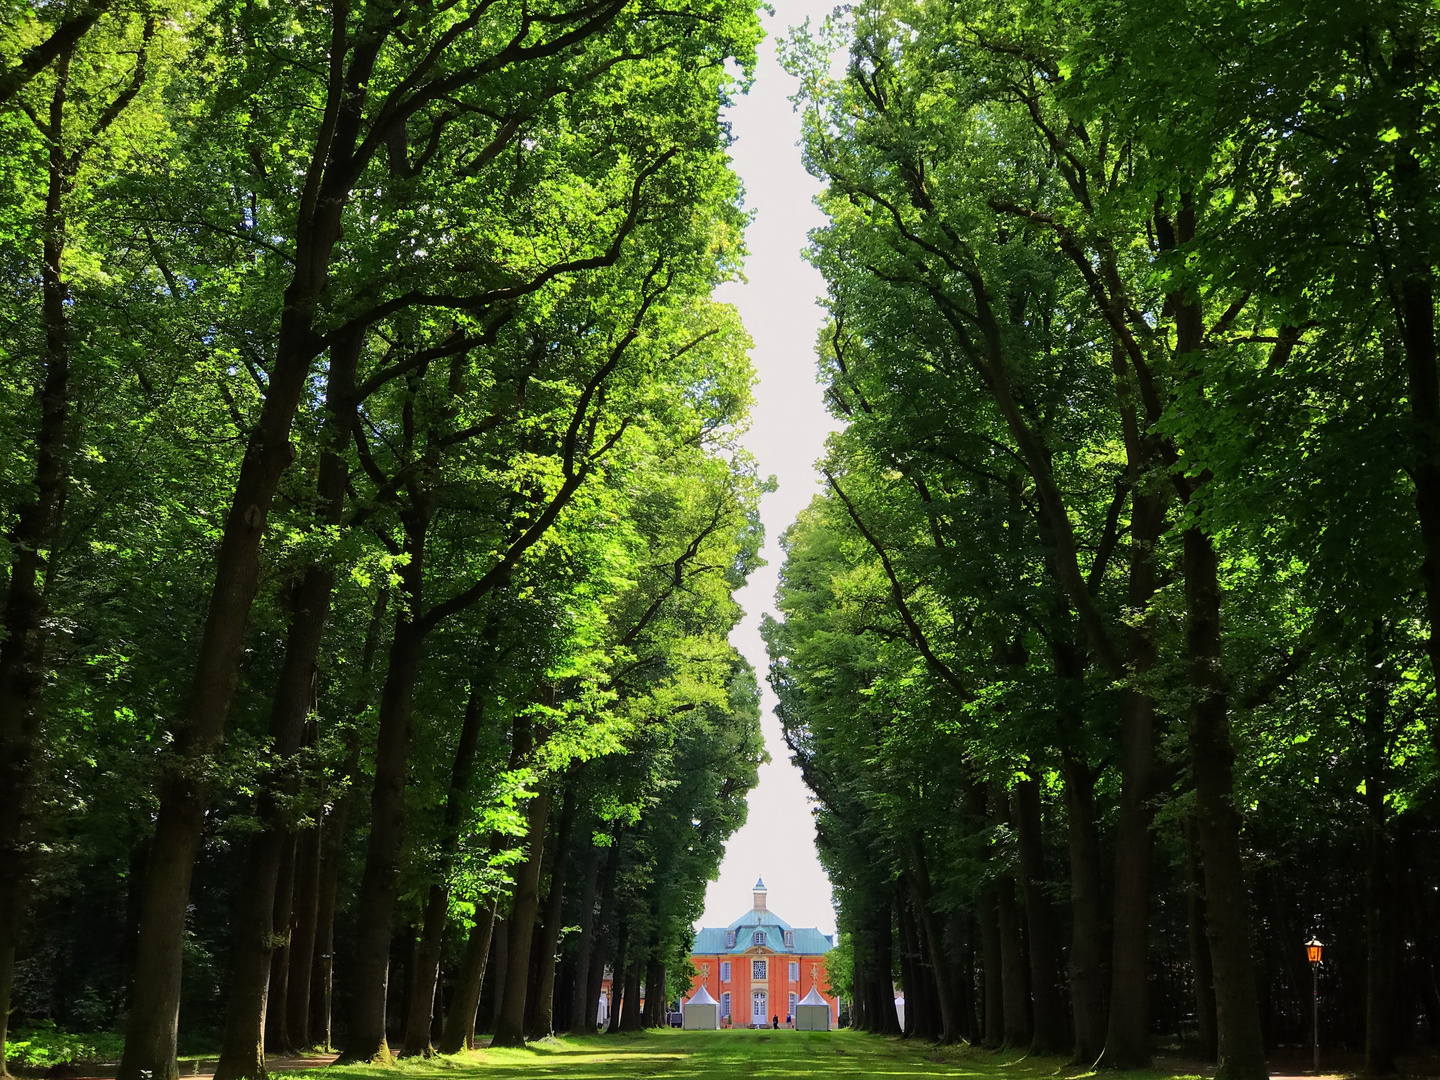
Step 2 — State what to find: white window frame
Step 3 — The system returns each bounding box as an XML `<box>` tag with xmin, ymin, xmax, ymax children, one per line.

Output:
<box><xmin>752</xmin><ymin>930</ymin><xmax>765</xmax><ymax>946</ymax></box>
<box><xmin>720</xmin><ymin>961</ymin><xmax>731</xmax><ymax>982</ymax></box>
<box><xmin>752</xmin><ymin>958</ymin><xmax>767</xmax><ymax>980</ymax></box>
<box><xmin>789</xmin><ymin>991</ymin><xmax>798</xmax><ymax>1018</ymax></box>
<box><xmin>725</xmin><ymin>930</ymin><xmax>736</xmax><ymax>948</ymax></box>
<box><xmin>785</xmin><ymin>931</ymin><xmax>795</xmax><ymax>949</ymax></box>
<box><xmin>788</xmin><ymin>961</ymin><xmax>799</xmax><ymax>981</ymax></box>
<box><xmin>721</xmin><ymin>991</ymin><xmax>731</xmax><ymax>1018</ymax></box>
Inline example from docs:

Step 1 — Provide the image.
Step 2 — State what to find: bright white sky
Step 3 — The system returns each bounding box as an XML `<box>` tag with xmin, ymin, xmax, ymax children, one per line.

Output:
<box><xmin>697</xmin><ymin>0</ymin><xmax>843</xmax><ymax>939</ymax></box>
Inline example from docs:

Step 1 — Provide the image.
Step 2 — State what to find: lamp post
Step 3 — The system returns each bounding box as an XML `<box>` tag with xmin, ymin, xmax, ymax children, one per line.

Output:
<box><xmin>1305</xmin><ymin>936</ymin><xmax>1324</xmax><ymax>1073</ymax></box>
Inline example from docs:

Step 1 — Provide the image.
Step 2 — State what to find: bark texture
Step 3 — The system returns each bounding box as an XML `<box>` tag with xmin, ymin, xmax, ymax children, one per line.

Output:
<box><xmin>1014</xmin><ymin>776</ymin><xmax>1066</xmax><ymax>1055</ymax></box>
<box><xmin>528</xmin><ymin>797</ymin><xmax>575</xmax><ymax>1039</ymax></box>
<box><xmin>565</xmin><ymin>843</ymin><xmax>602</xmax><ymax>1034</ymax></box>
<box><xmin>490</xmin><ymin>788</ymin><xmax>553</xmax><ymax>1047</ymax></box>
<box><xmin>338</xmin><ymin>506</ymin><xmax>430</xmax><ymax>1064</ymax></box>
<box><xmin>1062</xmin><ymin>755</ymin><xmax>1106</xmax><ymax>1064</ymax></box>
<box><xmin>285</xmin><ymin>818</ymin><xmax>322</xmax><ymax>1050</ymax></box>
<box><xmin>437</xmin><ymin>899</ymin><xmax>498</xmax><ymax>1053</ymax></box>
<box><xmin>581</xmin><ymin>839</ymin><xmax>621</xmax><ymax>1032</ymax></box>
<box><xmin>402</xmin><ymin>677</ymin><xmax>496</xmax><ymax>1056</ymax></box>
<box><xmin>1184</xmin><ymin>527</ymin><xmax>1265</xmax><ymax>1080</ymax></box>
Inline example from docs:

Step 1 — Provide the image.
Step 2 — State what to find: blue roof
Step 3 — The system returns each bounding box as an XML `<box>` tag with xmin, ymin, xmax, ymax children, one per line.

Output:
<box><xmin>728</xmin><ymin>909</ymin><xmax>792</xmax><ymax>932</ymax></box>
<box><xmin>693</xmin><ymin>907</ymin><xmax>834</xmax><ymax>956</ymax></box>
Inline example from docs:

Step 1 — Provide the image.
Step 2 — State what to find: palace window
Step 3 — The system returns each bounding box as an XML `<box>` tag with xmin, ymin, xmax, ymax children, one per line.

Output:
<box><xmin>788</xmin><ymin>961</ymin><xmax>799</xmax><ymax>981</ymax></box>
<box><xmin>753</xmin><ymin>930</ymin><xmax>765</xmax><ymax>946</ymax></box>
<box><xmin>720</xmin><ymin>961</ymin><xmax>731</xmax><ymax>982</ymax></box>
<box><xmin>785</xmin><ymin>931</ymin><xmax>795</xmax><ymax>949</ymax></box>
<box><xmin>789</xmin><ymin>992</ymin><xmax>798</xmax><ymax>1018</ymax></box>
<box><xmin>725</xmin><ymin>930</ymin><xmax>736</xmax><ymax>948</ymax></box>
<box><xmin>752</xmin><ymin>959</ymin><xmax>767</xmax><ymax>980</ymax></box>
<box><xmin>721</xmin><ymin>992</ymin><xmax>731</xmax><ymax>1018</ymax></box>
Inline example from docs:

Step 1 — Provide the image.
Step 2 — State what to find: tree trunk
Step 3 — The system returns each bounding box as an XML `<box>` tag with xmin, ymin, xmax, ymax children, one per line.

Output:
<box><xmin>914</xmin><ymin>899</ymin><xmax>947</xmax><ymax>1041</ymax></box>
<box><xmin>286</xmin><ymin>814</ymin><xmax>322</xmax><ymax>1051</ymax></box>
<box><xmin>904</xmin><ymin>842</ymin><xmax>960</xmax><ymax>1044</ymax></box>
<box><xmin>528</xmin><ymin>795</ymin><xmax>576</xmax><ymax>1039</ymax></box>
<box><xmin>1095</xmin><ymin>333</ymin><xmax>1166</xmax><ymax>1072</ymax></box>
<box><xmin>215</xmin><ymin>326</ymin><xmax>363</xmax><ymax>1079</ymax></box>
<box><xmin>995</xmin><ymin>874</ymin><xmax>1029</xmax><ymax>1049</ymax></box>
<box><xmin>338</xmin><ymin>508</ymin><xmax>430</xmax><ymax>1064</ymax></box>
<box><xmin>0</xmin><ymin>54</ymin><xmax>76</xmax><ymax>1078</ymax></box>
<box><xmin>491</xmin><ymin>788</ymin><xmax>554</xmax><ymax>1047</ymax></box>
<box><xmin>555</xmin><ymin>956</ymin><xmax>575</xmax><ymax>1033</ymax></box>
<box><xmin>117</xmin><ymin>180</ymin><xmax>342</xmax><ymax>1080</ymax></box>
<box><xmin>1099</xmin><ymin>637</ymin><xmax>1160</xmax><ymax>1067</ymax></box>
<box><xmin>618</xmin><ymin>957</ymin><xmax>643</xmax><ymax>1031</ymax></box>
<box><xmin>214</xmin><ymin>829</ymin><xmax>285</xmax><ymax>1080</ymax></box>
<box><xmin>1061</xmin><ymin>755</ymin><xmax>1106</xmax><ymax>1064</ymax></box>
<box><xmin>486</xmin><ymin>919</ymin><xmax>508</xmax><ymax>1035</ymax></box>
<box><xmin>1183</xmin><ymin>526</ymin><xmax>1266</xmax><ymax>1080</ymax></box>
<box><xmin>870</xmin><ymin>898</ymin><xmax>901</xmax><ymax>1035</ymax></box>
<box><xmin>403</xmin><ymin>679</ymin><xmax>495</xmax><ymax>1056</ymax></box>
<box><xmin>1387</xmin><ymin>98</ymin><xmax>1440</xmax><ymax>763</ymax></box>
<box><xmin>1014</xmin><ymin>776</ymin><xmax>1066</xmax><ymax>1056</ymax></box>
<box><xmin>948</xmin><ymin>911</ymin><xmax>978</xmax><ymax>1044</ymax></box>
<box><xmin>644</xmin><ymin>955</ymin><xmax>665</xmax><ymax>1028</ymax></box>
<box><xmin>265</xmin><ymin>832</ymin><xmax>298</xmax><ymax>1055</ymax></box>
<box><xmin>582</xmin><ymin>839</ymin><xmax>621</xmax><ymax>1032</ymax></box>
<box><xmin>979</xmin><ymin>887</ymin><xmax>1003</xmax><ymax>1048</ymax></box>
<box><xmin>896</xmin><ymin>895</ymin><xmax>921</xmax><ymax>1039</ymax></box>
<box><xmin>403</xmin><ymin>881</ymin><xmax>450</xmax><ymax>1055</ymax></box>
<box><xmin>605</xmin><ymin>917</ymin><xmax>629</xmax><ymax>1034</ymax></box>
<box><xmin>566</xmin><ymin>843</ymin><xmax>602</xmax><ymax>1033</ymax></box>
<box><xmin>310</xmin><ymin>593</ymin><xmax>387</xmax><ymax>1050</ymax></box>
<box><xmin>437</xmin><ymin>898</ymin><xmax>498</xmax><ymax>1053</ymax></box>
<box><xmin>1185</xmin><ymin>818</ymin><xmax>1218</xmax><ymax>1063</ymax></box>
<box><xmin>308</xmin><ymin>746</ymin><xmax>356</xmax><ymax>1052</ymax></box>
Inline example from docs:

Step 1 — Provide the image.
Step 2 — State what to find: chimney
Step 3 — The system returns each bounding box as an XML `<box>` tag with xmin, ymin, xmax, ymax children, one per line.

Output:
<box><xmin>753</xmin><ymin>876</ymin><xmax>767</xmax><ymax>912</ymax></box>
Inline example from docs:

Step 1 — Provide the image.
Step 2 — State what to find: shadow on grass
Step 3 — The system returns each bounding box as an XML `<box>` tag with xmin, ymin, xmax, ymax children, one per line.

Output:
<box><xmin>291</xmin><ymin>1030</ymin><xmax>1212</xmax><ymax>1080</ymax></box>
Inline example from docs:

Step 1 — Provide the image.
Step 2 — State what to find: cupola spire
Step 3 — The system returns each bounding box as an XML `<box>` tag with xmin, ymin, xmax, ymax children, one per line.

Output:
<box><xmin>753</xmin><ymin>876</ymin><xmax>767</xmax><ymax>912</ymax></box>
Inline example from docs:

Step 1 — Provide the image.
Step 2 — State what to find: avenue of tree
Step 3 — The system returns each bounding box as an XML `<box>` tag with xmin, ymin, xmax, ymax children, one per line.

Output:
<box><xmin>765</xmin><ymin>2</ymin><xmax>1440</xmax><ymax>1079</ymax></box>
<box><xmin>0</xmin><ymin>0</ymin><xmax>769</xmax><ymax>1076</ymax></box>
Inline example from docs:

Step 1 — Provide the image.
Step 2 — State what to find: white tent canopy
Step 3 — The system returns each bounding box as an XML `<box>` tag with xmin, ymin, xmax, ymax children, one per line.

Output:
<box><xmin>683</xmin><ymin>983</ymin><xmax>719</xmax><ymax>1029</ymax></box>
<box><xmin>796</xmin><ymin>985</ymin><xmax>831</xmax><ymax>1031</ymax></box>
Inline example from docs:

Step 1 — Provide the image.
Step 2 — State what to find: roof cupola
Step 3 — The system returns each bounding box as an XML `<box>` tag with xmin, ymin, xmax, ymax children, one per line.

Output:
<box><xmin>753</xmin><ymin>876</ymin><xmax>767</xmax><ymax>912</ymax></box>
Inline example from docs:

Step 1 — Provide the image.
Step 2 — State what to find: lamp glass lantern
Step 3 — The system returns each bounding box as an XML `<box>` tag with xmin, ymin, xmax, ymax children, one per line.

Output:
<box><xmin>1305</xmin><ymin>937</ymin><xmax>1324</xmax><ymax>966</ymax></box>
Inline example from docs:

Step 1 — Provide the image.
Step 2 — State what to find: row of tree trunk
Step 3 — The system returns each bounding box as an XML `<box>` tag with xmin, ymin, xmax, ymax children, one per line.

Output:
<box><xmin>841</xmin><ymin>769</ymin><xmax>1430</xmax><ymax>1077</ymax></box>
<box><xmin>193</xmin><ymin>745</ymin><xmax>678</xmax><ymax>1078</ymax></box>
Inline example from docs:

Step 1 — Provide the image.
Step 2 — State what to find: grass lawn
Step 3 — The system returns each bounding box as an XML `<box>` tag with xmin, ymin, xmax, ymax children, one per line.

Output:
<box><xmin>307</xmin><ymin>1029</ymin><xmax>1204</xmax><ymax>1080</ymax></box>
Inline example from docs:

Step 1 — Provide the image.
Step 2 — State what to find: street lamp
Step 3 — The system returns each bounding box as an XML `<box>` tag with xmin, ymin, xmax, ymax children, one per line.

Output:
<box><xmin>1305</xmin><ymin>936</ymin><xmax>1324</xmax><ymax>1072</ymax></box>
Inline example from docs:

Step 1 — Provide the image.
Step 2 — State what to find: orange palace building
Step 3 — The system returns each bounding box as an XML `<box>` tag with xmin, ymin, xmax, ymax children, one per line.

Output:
<box><xmin>688</xmin><ymin>878</ymin><xmax>838</xmax><ymax>1028</ymax></box>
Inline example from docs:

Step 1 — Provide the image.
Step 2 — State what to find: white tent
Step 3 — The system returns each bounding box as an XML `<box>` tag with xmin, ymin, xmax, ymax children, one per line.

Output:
<box><xmin>894</xmin><ymin>994</ymin><xmax>906</xmax><ymax>1029</ymax></box>
<box><xmin>795</xmin><ymin>985</ymin><xmax>832</xmax><ymax>1031</ymax></box>
<box><xmin>597</xmin><ymin>991</ymin><xmax>610</xmax><ymax>1027</ymax></box>
<box><xmin>683</xmin><ymin>983</ymin><xmax>720</xmax><ymax>1030</ymax></box>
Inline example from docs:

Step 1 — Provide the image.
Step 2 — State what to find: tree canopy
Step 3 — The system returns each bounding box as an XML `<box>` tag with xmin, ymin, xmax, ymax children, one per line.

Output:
<box><xmin>769</xmin><ymin>0</ymin><xmax>1440</xmax><ymax>1074</ymax></box>
<box><xmin>0</xmin><ymin>0</ymin><xmax>768</xmax><ymax>1072</ymax></box>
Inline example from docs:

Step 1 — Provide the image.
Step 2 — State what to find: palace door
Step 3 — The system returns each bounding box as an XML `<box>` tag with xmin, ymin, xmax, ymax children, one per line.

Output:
<box><xmin>752</xmin><ymin>990</ymin><xmax>767</xmax><ymax>1026</ymax></box>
